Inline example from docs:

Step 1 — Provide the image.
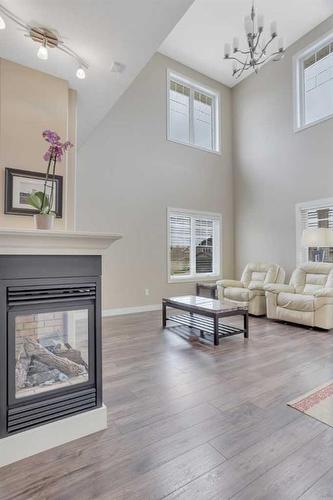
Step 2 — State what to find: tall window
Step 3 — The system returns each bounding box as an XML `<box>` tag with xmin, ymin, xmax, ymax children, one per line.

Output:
<box><xmin>294</xmin><ymin>32</ymin><xmax>333</xmax><ymax>130</ymax></box>
<box><xmin>296</xmin><ymin>198</ymin><xmax>333</xmax><ymax>263</ymax></box>
<box><xmin>167</xmin><ymin>71</ymin><xmax>220</xmax><ymax>153</ymax></box>
<box><xmin>168</xmin><ymin>209</ymin><xmax>221</xmax><ymax>282</ymax></box>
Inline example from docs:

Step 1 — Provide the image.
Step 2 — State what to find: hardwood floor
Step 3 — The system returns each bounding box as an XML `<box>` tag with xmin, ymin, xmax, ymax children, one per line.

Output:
<box><xmin>1</xmin><ymin>312</ymin><xmax>333</xmax><ymax>499</ymax></box>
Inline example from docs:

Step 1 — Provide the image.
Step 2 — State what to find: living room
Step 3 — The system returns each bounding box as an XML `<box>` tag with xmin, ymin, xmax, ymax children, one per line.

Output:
<box><xmin>1</xmin><ymin>0</ymin><xmax>333</xmax><ymax>498</ymax></box>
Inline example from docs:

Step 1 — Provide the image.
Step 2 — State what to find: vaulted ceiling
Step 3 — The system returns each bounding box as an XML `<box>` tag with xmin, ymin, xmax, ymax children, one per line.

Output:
<box><xmin>0</xmin><ymin>0</ymin><xmax>194</xmax><ymax>144</ymax></box>
<box><xmin>159</xmin><ymin>0</ymin><xmax>333</xmax><ymax>87</ymax></box>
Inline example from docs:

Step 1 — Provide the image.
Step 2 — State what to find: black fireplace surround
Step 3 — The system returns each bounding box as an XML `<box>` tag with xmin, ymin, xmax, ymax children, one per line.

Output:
<box><xmin>0</xmin><ymin>255</ymin><xmax>102</xmax><ymax>438</ymax></box>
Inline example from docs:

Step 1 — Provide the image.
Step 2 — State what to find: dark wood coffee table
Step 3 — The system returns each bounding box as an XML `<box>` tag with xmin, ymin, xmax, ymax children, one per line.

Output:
<box><xmin>162</xmin><ymin>295</ymin><xmax>248</xmax><ymax>346</ymax></box>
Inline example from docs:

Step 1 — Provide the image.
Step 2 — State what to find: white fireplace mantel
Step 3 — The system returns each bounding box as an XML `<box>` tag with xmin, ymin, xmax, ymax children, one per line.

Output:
<box><xmin>0</xmin><ymin>228</ymin><xmax>122</xmax><ymax>254</ymax></box>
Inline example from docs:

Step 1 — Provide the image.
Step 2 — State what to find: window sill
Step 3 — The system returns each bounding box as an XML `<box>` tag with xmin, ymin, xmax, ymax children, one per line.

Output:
<box><xmin>168</xmin><ymin>275</ymin><xmax>221</xmax><ymax>284</ymax></box>
<box><xmin>295</xmin><ymin>112</ymin><xmax>333</xmax><ymax>133</ymax></box>
<box><xmin>167</xmin><ymin>137</ymin><xmax>221</xmax><ymax>156</ymax></box>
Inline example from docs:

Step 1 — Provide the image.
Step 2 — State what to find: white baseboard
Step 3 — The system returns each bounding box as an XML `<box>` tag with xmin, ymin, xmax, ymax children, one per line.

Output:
<box><xmin>103</xmin><ymin>304</ymin><xmax>161</xmax><ymax>317</ymax></box>
<box><xmin>0</xmin><ymin>404</ymin><xmax>108</xmax><ymax>467</ymax></box>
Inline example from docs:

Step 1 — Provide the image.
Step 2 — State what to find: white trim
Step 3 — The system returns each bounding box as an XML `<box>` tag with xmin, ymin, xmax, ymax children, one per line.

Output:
<box><xmin>167</xmin><ymin>207</ymin><xmax>222</xmax><ymax>284</ymax></box>
<box><xmin>295</xmin><ymin>197</ymin><xmax>333</xmax><ymax>264</ymax></box>
<box><xmin>103</xmin><ymin>304</ymin><xmax>161</xmax><ymax>317</ymax></box>
<box><xmin>0</xmin><ymin>404</ymin><xmax>107</xmax><ymax>468</ymax></box>
<box><xmin>166</xmin><ymin>69</ymin><xmax>221</xmax><ymax>154</ymax></box>
<box><xmin>293</xmin><ymin>29</ymin><xmax>333</xmax><ymax>132</ymax></box>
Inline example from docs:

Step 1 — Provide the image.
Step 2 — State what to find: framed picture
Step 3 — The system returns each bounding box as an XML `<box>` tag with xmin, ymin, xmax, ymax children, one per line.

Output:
<box><xmin>4</xmin><ymin>168</ymin><xmax>63</xmax><ymax>218</ymax></box>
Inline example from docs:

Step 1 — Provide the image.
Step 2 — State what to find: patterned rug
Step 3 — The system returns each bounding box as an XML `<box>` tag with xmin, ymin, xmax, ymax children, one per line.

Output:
<box><xmin>288</xmin><ymin>380</ymin><xmax>333</xmax><ymax>427</ymax></box>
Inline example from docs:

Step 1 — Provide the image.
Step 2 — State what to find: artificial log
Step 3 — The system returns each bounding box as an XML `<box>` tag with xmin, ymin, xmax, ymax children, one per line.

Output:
<box><xmin>16</xmin><ymin>349</ymin><xmax>31</xmax><ymax>389</ymax></box>
<box><xmin>24</xmin><ymin>338</ymin><xmax>86</xmax><ymax>377</ymax></box>
<box><xmin>57</xmin><ymin>348</ymin><xmax>88</xmax><ymax>370</ymax></box>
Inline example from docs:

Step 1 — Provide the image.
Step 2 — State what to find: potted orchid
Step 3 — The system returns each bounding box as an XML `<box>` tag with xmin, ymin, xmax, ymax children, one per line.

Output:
<box><xmin>28</xmin><ymin>130</ymin><xmax>73</xmax><ymax>229</ymax></box>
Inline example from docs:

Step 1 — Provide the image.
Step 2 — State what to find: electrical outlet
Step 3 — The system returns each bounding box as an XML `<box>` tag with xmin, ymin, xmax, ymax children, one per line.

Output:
<box><xmin>144</xmin><ymin>288</ymin><xmax>150</xmax><ymax>296</ymax></box>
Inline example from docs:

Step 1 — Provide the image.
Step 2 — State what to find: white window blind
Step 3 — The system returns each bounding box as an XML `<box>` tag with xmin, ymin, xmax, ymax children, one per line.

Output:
<box><xmin>169</xmin><ymin>214</ymin><xmax>191</xmax><ymax>277</ymax></box>
<box><xmin>168</xmin><ymin>209</ymin><xmax>221</xmax><ymax>281</ymax></box>
<box><xmin>299</xmin><ymin>200</ymin><xmax>333</xmax><ymax>263</ymax></box>
<box><xmin>167</xmin><ymin>72</ymin><xmax>219</xmax><ymax>153</ymax></box>
<box><xmin>295</xmin><ymin>33</ymin><xmax>333</xmax><ymax>129</ymax></box>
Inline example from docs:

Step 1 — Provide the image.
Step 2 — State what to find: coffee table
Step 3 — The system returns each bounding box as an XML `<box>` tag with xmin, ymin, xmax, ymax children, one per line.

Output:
<box><xmin>162</xmin><ymin>295</ymin><xmax>248</xmax><ymax>346</ymax></box>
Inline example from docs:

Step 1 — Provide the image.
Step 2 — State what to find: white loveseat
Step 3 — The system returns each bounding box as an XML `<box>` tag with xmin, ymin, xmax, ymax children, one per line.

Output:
<box><xmin>264</xmin><ymin>262</ymin><xmax>333</xmax><ymax>330</ymax></box>
<box><xmin>217</xmin><ymin>263</ymin><xmax>285</xmax><ymax>316</ymax></box>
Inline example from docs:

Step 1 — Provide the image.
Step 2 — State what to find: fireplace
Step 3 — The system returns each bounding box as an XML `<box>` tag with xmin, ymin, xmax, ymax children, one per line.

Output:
<box><xmin>0</xmin><ymin>255</ymin><xmax>102</xmax><ymax>438</ymax></box>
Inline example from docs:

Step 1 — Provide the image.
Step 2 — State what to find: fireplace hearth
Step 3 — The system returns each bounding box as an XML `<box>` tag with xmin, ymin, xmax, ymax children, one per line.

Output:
<box><xmin>0</xmin><ymin>255</ymin><xmax>102</xmax><ymax>438</ymax></box>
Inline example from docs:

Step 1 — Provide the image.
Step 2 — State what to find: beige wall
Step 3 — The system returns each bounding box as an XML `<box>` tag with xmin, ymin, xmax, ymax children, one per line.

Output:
<box><xmin>0</xmin><ymin>58</ymin><xmax>76</xmax><ymax>229</ymax></box>
<box><xmin>77</xmin><ymin>53</ymin><xmax>234</xmax><ymax>310</ymax></box>
<box><xmin>232</xmin><ymin>15</ymin><xmax>333</xmax><ymax>279</ymax></box>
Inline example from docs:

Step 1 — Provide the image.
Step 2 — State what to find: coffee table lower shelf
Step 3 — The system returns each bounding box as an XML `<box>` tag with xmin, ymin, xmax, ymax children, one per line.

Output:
<box><xmin>162</xmin><ymin>296</ymin><xmax>248</xmax><ymax>346</ymax></box>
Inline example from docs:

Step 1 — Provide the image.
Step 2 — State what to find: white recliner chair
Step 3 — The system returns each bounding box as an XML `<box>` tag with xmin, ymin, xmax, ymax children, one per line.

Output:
<box><xmin>264</xmin><ymin>262</ymin><xmax>333</xmax><ymax>330</ymax></box>
<box><xmin>217</xmin><ymin>263</ymin><xmax>285</xmax><ymax>316</ymax></box>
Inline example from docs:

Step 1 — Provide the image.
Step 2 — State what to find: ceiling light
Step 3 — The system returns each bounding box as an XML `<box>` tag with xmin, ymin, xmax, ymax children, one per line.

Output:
<box><xmin>0</xmin><ymin>5</ymin><xmax>89</xmax><ymax>78</ymax></box>
<box><xmin>76</xmin><ymin>67</ymin><xmax>86</xmax><ymax>79</ymax></box>
<box><xmin>37</xmin><ymin>42</ymin><xmax>48</xmax><ymax>60</ymax></box>
<box><xmin>224</xmin><ymin>2</ymin><xmax>284</xmax><ymax>78</ymax></box>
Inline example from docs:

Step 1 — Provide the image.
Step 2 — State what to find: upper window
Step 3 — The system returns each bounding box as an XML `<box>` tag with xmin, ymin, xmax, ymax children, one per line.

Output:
<box><xmin>296</xmin><ymin>198</ymin><xmax>333</xmax><ymax>264</ymax></box>
<box><xmin>168</xmin><ymin>208</ymin><xmax>221</xmax><ymax>282</ymax></box>
<box><xmin>294</xmin><ymin>33</ymin><xmax>333</xmax><ymax>130</ymax></box>
<box><xmin>167</xmin><ymin>71</ymin><xmax>220</xmax><ymax>153</ymax></box>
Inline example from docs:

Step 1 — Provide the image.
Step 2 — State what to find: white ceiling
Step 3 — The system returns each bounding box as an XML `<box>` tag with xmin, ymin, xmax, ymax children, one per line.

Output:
<box><xmin>159</xmin><ymin>0</ymin><xmax>333</xmax><ymax>88</ymax></box>
<box><xmin>0</xmin><ymin>0</ymin><xmax>194</xmax><ymax>144</ymax></box>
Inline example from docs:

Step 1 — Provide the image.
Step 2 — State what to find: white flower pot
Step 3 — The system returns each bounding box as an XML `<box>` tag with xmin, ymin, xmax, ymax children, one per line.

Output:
<box><xmin>34</xmin><ymin>213</ymin><xmax>55</xmax><ymax>230</ymax></box>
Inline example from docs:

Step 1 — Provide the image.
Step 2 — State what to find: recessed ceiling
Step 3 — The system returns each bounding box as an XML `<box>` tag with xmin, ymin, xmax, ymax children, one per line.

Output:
<box><xmin>159</xmin><ymin>0</ymin><xmax>333</xmax><ymax>88</ymax></box>
<box><xmin>0</xmin><ymin>0</ymin><xmax>194</xmax><ymax>145</ymax></box>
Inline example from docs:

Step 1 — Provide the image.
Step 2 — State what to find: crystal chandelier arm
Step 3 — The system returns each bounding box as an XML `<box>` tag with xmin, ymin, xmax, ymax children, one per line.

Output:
<box><xmin>235</xmin><ymin>49</ymin><xmax>252</xmax><ymax>55</ymax></box>
<box><xmin>253</xmin><ymin>30</ymin><xmax>263</xmax><ymax>53</ymax></box>
<box><xmin>234</xmin><ymin>60</ymin><xmax>250</xmax><ymax>79</ymax></box>
<box><xmin>225</xmin><ymin>55</ymin><xmax>251</xmax><ymax>66</ymax></box>
<box><xmin>261</xmin><ymin>34</ymin><xmax>276</xmax><ymax>55</ymax></box>
<box><xmin>255</xmin><ymin>50</ymin><xmax>284</xmax><ymax>66</ymax></box>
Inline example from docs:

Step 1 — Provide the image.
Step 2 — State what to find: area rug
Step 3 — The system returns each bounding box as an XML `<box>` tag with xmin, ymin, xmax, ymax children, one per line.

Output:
<box><xmin>288</xmin><ymin>380</ymin><xmax>333</xmax><ymax>427</ymax></box>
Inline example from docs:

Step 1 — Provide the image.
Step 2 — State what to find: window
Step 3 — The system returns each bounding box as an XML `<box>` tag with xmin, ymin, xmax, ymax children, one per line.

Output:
<box><xmin>167</xmin><ymin>71</ymin><xmax>220</xmax><ymax>153</ymax></box>
<box><xmin>296</xmin><ymin>198</ymin><xmax>333</xmax><ymax>263</ymax></box>
<box><xmin>168</xmin><ymin>208</ymin><xmax>221</xmax><ymax>282</ymax></box>
<box><xmin>294</xmin><ymin>32</ymin><xmax>333</xmax><ymax>130</ymax></box>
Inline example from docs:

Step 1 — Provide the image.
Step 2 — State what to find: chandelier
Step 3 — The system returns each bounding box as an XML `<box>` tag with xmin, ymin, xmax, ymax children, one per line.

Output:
<box><xmin>0</xmin><ymin>3</ymin><xmax>88</xmax><ymax>79</ymax></box>
<box><xmin>224</xmin><ymin>3</ymin><xmax>284</xmax><ymax>78</ymax></box>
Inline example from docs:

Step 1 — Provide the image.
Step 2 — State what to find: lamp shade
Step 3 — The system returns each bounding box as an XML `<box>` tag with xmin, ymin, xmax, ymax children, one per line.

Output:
<box><xmin>301</xmin><ymin>228</ymin><xmax>333</xmax><ymax>248</ymax></box>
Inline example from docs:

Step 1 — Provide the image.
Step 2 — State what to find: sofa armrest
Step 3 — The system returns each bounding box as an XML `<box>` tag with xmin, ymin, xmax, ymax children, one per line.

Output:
<box><xmin>264</xmin><ymin>283</ymin><xmax>295</xmax><ymax>294</ymax></box>
<box><xmin>216</xmin><ymin>279</ymin><xmax>243</xmax><ymax>288</ymax></box>
<box><xmin>314</xmin><ymin>288</ymin><xmax>333</xmax><ymax>298</ymax></box>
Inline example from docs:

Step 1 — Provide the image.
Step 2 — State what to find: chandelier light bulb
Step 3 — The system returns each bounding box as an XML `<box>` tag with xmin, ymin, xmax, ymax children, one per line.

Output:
<box><xmin>0</xmin><ymin>15</ymin><xmax>6</xmax><ymax>30</ymax></box>
<box><xmin>278</xmin><ymin>36</ymin><xmax>284</xmax><ymax>51</ymax></box>
<box><xmin>270</xmin><ymin>20</ymin><xmax>277</xmax><ymax>37</ymax></box>
<box><xmin>37</xmin><ymin>43</ymin><xmax>48</xmax><ymax>60</ymax></box>
<box><xmin>257</xmin><ymin>14</ymin><xmax>264</xmax><ymax>30</ymax></box>
<box><xmin>76</xmin><ymin>67</ymin><xmax>86</xmax><ymax>79</ymax></box>
<box><xmin>233</xmin><ymin>37</ymin><xmax>239</xmax><ymax>52</ymax></box>
<box><xmin>244</xmin><ymin>15</ymin><xmax>252</xmax><ymax>35</ymax></box>
<box><xmin>224</xmin><ymin>43</ymin><xmax>231</xmax><ymax>58</ymax></box>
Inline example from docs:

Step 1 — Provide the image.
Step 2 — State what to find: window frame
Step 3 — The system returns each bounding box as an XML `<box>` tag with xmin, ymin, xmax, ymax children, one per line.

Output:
<box><xmin>166</xmin><ymin>69</ymin><xmax>221</xmax><ymax>154</ymax></box>
<box><xmin>293</xmin><ymin>30</ymin><xmax>333</xmax><ymax>132</ymax></box>
<box><xmin>167</xmin><ymin>207</ymin><xmax>222</xmax><ymax>283</ymax></box>
<box><xmin>295</xmin><ymin>197</ymin><xmax>333</xmax><ymax>264</ymax></box>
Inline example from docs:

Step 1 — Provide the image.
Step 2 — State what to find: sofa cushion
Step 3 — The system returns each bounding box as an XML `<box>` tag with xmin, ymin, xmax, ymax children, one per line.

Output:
<box><xmin>224</xmin><ymin>287</ymin><xmax>249</xmax><ymax>302</ymax></box>
<box><xmin>277</xmin><ymin>292</ymin><xmax>315</xmax><ymax>312</ymax></box>
<box><xmin>224</xmin><ymin>287</ymin><xmax>265</xmax><ymax>302</ymax></box>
